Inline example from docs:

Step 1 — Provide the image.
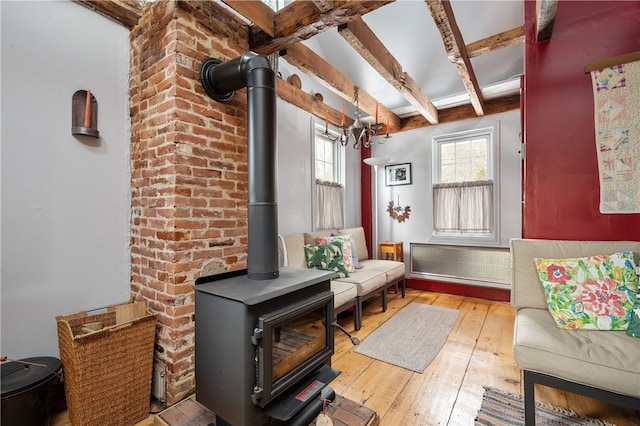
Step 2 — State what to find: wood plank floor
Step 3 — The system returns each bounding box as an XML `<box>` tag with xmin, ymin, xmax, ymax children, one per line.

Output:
<box><xmin>52</xmin><ymin>288</ymin><xmax>640</xmax><ymax>425</ymax></box>
<box><xmin>332</xmin><ymin>288</ymin><xmax>640</xmax><ymax>426</ymax></box>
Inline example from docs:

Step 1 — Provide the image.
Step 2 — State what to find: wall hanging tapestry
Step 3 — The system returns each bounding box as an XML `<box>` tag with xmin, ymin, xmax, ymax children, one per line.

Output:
<box><xmin>588</xmin><ymin>52</ymin><xmax>640</xmax><ymax>213</ymax></box>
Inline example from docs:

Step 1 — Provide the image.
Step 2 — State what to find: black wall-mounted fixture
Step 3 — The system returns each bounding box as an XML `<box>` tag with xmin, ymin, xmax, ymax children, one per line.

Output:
<box><xmin>72</xmin><ymin>90</ymin><xmax>99</xmax><ymax>138</ymax></box>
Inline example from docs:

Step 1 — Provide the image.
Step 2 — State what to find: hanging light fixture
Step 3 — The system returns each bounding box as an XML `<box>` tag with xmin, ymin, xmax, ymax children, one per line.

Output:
<box><xmin>323</xmin><ymin>86</ymin><xmax>391</xmax><ymax>149</ymax></box>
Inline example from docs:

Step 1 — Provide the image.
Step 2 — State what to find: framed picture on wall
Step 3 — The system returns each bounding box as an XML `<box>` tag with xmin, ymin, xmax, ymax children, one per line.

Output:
<box><xmin>385</xmin><ymin>163</ymin><xmax>412</xmax><ymax>186</ymax></box>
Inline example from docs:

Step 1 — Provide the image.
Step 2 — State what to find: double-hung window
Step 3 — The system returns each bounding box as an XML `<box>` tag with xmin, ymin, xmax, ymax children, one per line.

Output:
<box><xmin>432</xmin><ymin>126</ymin><xmax>498</xmax><ymax>242</ymax></box>
<box><xmin>314</xmin><ymin>124</ymin><xmax>344</xmax><ymax>229</ymax></box>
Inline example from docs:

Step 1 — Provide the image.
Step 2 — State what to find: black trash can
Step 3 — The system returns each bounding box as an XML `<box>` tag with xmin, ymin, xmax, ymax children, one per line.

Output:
<box><xmin>1</xmin><ymin>357</ymin><xmax>62</xmax><ymax>426</ymax></box>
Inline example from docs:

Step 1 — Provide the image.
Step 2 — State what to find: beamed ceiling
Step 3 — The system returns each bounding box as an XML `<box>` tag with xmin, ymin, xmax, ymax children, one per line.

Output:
<box><xmin>76</xmin><ymin>0</ymin><xmax>558</xmax><ymax>134</ymax></box>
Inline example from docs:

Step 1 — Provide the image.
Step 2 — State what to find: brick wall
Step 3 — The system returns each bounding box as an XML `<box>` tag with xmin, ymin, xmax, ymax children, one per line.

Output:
<box><xmin>129</xmin><ymin>0</ymin><xmax>250</xmax><ymax>405</ymax></box>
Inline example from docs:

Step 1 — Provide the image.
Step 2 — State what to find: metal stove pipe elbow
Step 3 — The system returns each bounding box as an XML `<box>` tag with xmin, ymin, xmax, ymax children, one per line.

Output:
<box><xmin>200</xmin><ymin>52</ymin><xmax>278</xmax><ymax>281</ymax></box>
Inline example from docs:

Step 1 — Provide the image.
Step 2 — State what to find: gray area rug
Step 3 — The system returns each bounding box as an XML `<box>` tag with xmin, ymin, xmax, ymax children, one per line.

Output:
<box><xmin>355</xmin><ymin>302</ymin><xmax>459</xmax><ymax>372</ymax></box>
<box><xmin>475</xmin><ymin>386</ymin><xmax>615</xmax><ymax>426</ymax></box>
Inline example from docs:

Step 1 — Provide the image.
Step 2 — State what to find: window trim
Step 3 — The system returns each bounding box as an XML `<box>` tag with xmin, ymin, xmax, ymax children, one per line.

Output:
<box><xmin>429</xmin><ymin>123</ymin><xmax>501</xmax><ymax>246</ymax></box>
<box><xmin>313</xmin><ymin>125</ymin><xmax>342</xmax><ymax>184</ymax></box>
<box><xmin>311</xmin><ymin>118</ymin><xmax>345</xmax><ymax>230</ymax></box>
<box><xmin>313</xmin><ymin>130</ymin><xmax>340</xmax><ymax>183</ymax></box>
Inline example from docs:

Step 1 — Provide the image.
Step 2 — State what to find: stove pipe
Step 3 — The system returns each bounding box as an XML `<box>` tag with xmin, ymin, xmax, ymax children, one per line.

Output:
<box><xmin>200</xmin><ymin>53</ymin><xmax>278</xmax><ymax>280</ymax></box>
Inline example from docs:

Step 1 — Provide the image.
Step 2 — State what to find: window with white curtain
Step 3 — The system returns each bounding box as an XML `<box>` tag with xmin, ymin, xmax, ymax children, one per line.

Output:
<box><xmin>314</xmin><ymin>125</ymin><xmax>344</xmax><ymax>229</ymax></box>
<box><xmin>432</xmin><ymin>126</ymin><xmax>498</xmax><ymax>242</ymax></box>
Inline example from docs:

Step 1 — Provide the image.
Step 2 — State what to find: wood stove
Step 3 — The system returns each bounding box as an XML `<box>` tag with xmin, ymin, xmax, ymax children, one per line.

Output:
<box><xmin>195</xmin><ymin>53</ymin><xmax>339</xmax><ymax>425</ymax></box>
<box><xmin>195</xmin><ymin>268</ymin><xmax>338</xmax><ymax>425</ymax></box>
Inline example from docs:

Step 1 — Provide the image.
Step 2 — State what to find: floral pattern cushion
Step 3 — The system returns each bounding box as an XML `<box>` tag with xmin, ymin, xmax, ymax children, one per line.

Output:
<box><xmin>304</xmin><ymin>241</ymin><xmax>350</xmax><ymax>278</ymax></box>
<box><xmin>332</xmin><ymin>233</ymin><xmax>363</xmax><ymax>269</ymax></box>
<box><xmin>534</xmin><ymin>251</ymin><xmax>638</xmax><ymax>330</ymax></box>
<box><xmin>627</xmin><ymin>292</ymin><xmax>640</xmax><ymax>338</ymax></box>
<box><xmin>317</xmin><ymin>235</ymin><xmax>355</xmax><ymax>273</ymax></box>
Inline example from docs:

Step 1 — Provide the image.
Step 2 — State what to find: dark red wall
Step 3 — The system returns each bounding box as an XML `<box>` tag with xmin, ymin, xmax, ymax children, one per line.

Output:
<box><xmin>363</xmin><ymin>1</ymin><xmax>639</xmax><ymax>301</ymax></box>
<box><xmin>523</xmin><ymin>0</ymin><xmax>640</xmax><ymax>240</ymax></box>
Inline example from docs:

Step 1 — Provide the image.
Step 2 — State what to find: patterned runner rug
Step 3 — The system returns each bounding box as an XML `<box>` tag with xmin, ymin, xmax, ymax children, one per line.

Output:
<box><xmin>475</xmin><ymin>387</ymin><xmax>614</xmax><ymax>426</ymax></box>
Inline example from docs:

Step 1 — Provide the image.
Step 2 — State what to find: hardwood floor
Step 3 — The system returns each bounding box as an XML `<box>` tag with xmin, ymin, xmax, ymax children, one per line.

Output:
<box><xmin>332</xmin><ymin>288</ymin><xmax>640</xmax><ymax>425</ymax></box>
<box><xmin>52</xmin><ymin>288</ymin><xmax>639</xmax><ymax>425</ymax></box>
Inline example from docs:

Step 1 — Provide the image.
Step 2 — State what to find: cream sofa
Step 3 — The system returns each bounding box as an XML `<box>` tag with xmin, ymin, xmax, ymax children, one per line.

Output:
<box><xmin>281</xmin><ymin>227</ymin><xmax>405</xmax><ymax>331</ymax></box>
<box><xmin>510</xmin><ymin>239</ymin><xmax>640</xmax><ymax>424</ymax></box>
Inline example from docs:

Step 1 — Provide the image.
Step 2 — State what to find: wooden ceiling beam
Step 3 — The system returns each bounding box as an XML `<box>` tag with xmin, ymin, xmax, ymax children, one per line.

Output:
<box><xmin>80</xmin><ymin>0</ymin><xmax>522</xmax><ymax>133</ymax></box>
<box><xmin>425</xmin><ymin>0</ymin><xmax>485</xmax><ymax>116</ymax></box>
<box><xmin>466</xmin><ymin>26</ymin><xmax>524</xmax><ymax>58</ymax></box>
<box><xmin>281</xmin><ymin>43</ymin><xmax>402</xmax><ymax>132</ymax></box>
<box><xmin>536</xmin><ymin>0</ymin><xmax>558</xmax><ymax>42</ymax></box>
<box><xmin>247</xmin><ymin>1</ymin><xmax>393</xmax><ymax>55</ymax></box>
<box><xmin>276</xmin><ymin>78</ymin><xmax>354</xmax><ymax>130</ymax></box>
<box><xmin>338</xmin><ymin>18</ymin><xmax>439</xmax><ymax>125</ymax></box>
<box><xmin>73</xmin><ymin>0</ymin><xmax>143</xmax><ymax>29</ymax></box>
<box><xmin>222</xmin><ymin>1</ymin><xmax>275</xmax><ymax>37</ymax></box>
<box><xmin>311</xmin><ymin>0</ymin><xmax>334</xmax><ymax>14</ymax></box>
<box><xmin>177</xmin><ymin>1</ymin><xmax>250</xmax><ymax>50</ymax></box>
<box><xmin>401</xmin><ymin>94</ymin><xmax>520</xmax><ymax>133</ymax></box>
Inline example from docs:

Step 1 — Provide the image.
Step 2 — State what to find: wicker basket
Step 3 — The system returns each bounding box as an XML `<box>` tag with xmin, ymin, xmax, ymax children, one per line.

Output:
<box><xmin>56</xmin><ymin>302</ymin><xmax>157</xmax><ymax>426</ymax></box>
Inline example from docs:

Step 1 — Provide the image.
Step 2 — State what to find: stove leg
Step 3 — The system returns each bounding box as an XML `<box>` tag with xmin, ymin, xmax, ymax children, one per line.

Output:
<box><xmin>212</xmin><ymin>416</ymin><xmax>232</xmax><ymax>426</ymax></box>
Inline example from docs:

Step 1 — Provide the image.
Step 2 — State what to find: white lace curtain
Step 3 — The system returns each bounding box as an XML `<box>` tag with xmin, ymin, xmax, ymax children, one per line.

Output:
<box><xmin>315</xmin><ymin>179</ymin><xmax>344</xmax><ymax>230</ymax></box>
<box><xmin>433</xmin><ymin>180</ymin><xmax>493</xmax><ymax>232</ymax></box>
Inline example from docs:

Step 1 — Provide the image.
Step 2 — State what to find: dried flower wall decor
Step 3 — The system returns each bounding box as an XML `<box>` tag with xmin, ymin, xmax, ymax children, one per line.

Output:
<box><xmin>387</xmin><ymin>200</ymin><xmax>411</xmax><ymax>223</ymax></box>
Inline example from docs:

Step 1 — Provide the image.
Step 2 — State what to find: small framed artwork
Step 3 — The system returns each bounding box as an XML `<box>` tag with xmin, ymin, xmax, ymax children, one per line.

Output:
<box><xmin>385</xmin><ymin>163</ymin><xmax>412</xmax><ymax>186</ymax></box>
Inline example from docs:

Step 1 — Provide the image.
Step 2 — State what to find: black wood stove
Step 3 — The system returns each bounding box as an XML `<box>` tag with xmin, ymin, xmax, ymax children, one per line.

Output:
<box><xmin>195</xmin><ymin>53</ymin><xmax>339</xmax><ymax>426</ymax></box>
<box><xmin>195</xmin><ymin>267</ymin><xmax>338</xmax><ymax>425</ymax></box>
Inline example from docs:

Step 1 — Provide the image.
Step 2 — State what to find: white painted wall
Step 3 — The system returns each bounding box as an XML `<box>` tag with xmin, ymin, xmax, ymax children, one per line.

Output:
<box><xmin>1</xmin><ymin>1</ymin><xmax>131</xmax><ymax>358</ymax></box>
<box><xmin>0</xmin><ymin>1</ymin><xmax>520</xmax><ymax>359</ymax></box>
<box><xmin>276</xmin><ymin>100</ymin><xmax>362</xmax><ymax>236</ymax></box>
<box><xmin>371</xmin><ymin>110</ymin><xmax>522</xmax><ymax>258</ymax></box>
<box><xmin>275</xmin><ymin>101</ymin><xmax>521</xmax><ymax>258</ymax></box>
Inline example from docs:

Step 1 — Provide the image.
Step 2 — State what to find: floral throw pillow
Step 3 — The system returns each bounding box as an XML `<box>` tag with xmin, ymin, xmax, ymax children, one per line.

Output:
<box><xmin>317</xmin><ymin>235</ymin><xmax>355</xmax><ymax>273</ymax></box>
<box><xmin>534</xmin><ymin>251</ymin><xmax>638</xmax><ymax>330</ymax></box>
<box><xmin>332</xmin><ymin>233</ymin><xmax>363</xmax><ymax>269</ymax></box>
<box><xmin>304</xmin><ymin>242</ymin><xmax>350</xmax><ymax>278</ymax></box>
<box><xmin>627</xmin><ymin>292</ymin><xmax>640</xmax><ymax>338</ymax></box>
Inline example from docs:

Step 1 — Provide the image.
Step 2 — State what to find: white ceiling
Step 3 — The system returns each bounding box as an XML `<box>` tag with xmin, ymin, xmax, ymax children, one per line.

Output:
<box><xmin>276</xmin><ymin>0</ymin><xmax>524</xmax><ymax>119</ymax></box>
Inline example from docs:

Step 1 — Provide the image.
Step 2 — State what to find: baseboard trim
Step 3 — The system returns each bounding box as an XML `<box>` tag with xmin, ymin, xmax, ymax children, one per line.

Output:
<box><xmin>406</xmin><ymin>277</ymin><xmax>510</xmax><ymax>302</ymax></box>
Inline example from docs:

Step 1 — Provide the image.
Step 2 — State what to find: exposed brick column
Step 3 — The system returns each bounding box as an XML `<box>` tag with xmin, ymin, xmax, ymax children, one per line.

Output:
<box><xmin>129</xmin><ymin>0</ymin><xmax>250</xmax><ymax>405</ymax></box>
